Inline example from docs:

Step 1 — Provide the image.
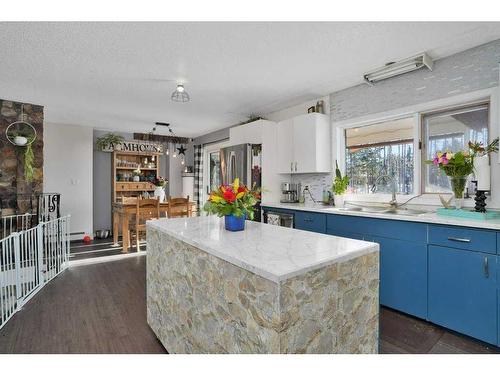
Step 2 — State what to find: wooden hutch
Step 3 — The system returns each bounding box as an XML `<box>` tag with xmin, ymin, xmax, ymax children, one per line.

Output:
<box><xmin>112</xmin><ymin>150</ymin><xmax>161</xmax><ymax>202</ymax></box>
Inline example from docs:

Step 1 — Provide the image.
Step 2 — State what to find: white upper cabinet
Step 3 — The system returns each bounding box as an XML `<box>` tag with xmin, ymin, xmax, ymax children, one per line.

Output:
<box><xmin>276</xmin><ymin>119</ymin><xmax>294</xmax><ymax>173</ymax></box>
<box><xmin>229</xmin><ymin>119</ymin><xmax>274</xmax><ymax>145</ymax></box>
<box><xmin>276</xmin><ymin>113</ymin><xmax>331</xmax><ymax>174</ymax></box>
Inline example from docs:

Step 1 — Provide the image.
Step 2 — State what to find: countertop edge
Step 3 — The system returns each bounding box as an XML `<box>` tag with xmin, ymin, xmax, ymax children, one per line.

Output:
<box><xmin>146</xmin><ymin>219</ymin><xmax>379</xmax><ymax>283</ymax></box>
<box><xmin>261</xmin><ymin>202</ymin><xmax>500</xmax><ymax>230</ymax></box>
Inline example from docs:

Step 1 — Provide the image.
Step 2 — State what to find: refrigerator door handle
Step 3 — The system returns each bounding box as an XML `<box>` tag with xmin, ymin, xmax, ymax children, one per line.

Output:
<box><xmin>229</xmin><ymin>151</ymin><xmax>236</xmax><ymax>182</ymax></box>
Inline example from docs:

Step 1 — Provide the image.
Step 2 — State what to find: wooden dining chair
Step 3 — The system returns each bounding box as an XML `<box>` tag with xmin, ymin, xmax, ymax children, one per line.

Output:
<box><xmin>167</xmin><ymin>196</ymin><xmax>191</xmax><ymax>218</ymax></box>
<box><xmin>129</xmin><ymin>198</ymin><xmax>160</xmax><ymax>251</ymax></box>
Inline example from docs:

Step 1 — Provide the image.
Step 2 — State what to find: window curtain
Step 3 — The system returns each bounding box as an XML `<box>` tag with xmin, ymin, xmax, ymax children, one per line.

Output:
<box><xmin>193</xmin><ymin>144</ymin><xmax>204</xmax><ymax>212</ymax></box>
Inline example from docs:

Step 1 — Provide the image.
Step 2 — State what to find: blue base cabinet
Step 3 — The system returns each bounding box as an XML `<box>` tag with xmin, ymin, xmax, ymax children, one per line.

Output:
<box><xmin>428</xmin><ymin>245</ymin><xmax>497</xmax><ymax>345</ymax></box>
<box><xmin>262</xmin><ymin>206</ymin><xmax>500</xmax><ymax>346</ymax></box>
<box><xmin>294</xmin><ymin>211</ymin><xmax>326</xmax><ymax>233</ymax></box>
<box><xmin>371</xmin><ymin>236</ymin><xmax>428</xmax><ymax>319</ymax></box>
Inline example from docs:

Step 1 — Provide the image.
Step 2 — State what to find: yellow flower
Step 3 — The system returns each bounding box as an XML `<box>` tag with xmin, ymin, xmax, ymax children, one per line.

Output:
<box><xmin>236</xmin><ymin>191</ymin><xmax>245</xmax><ymax>199</ymax></box>
<box><xmin>445</xmin><ymin>152</ymin><xmax>453</xmax><ymax>160</ymax></box>
<box><xmin>210</xmin><ymin>195</ymin><xmax>223</xmax><ymax>203</ymax></box>
<box><xmin>233</xmin><ymin>178</ymin><xmax>239</xmax><ymax>192</ymax></box>
<box><xmin>436</xmin><ymin>152</ymin><xmax>443</xmax><ymax>158</ymax></box>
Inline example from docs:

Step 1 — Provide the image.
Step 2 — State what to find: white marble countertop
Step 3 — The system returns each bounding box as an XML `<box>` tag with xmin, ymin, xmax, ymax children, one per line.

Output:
<box><xmin>262</xmin><ymin>202</ymin><xmax>500</xmax><ymax>231</ymax></box>
<box><xmin>147</xmin><ymin>216</ymin><xmax>378</xmax><ymax>283</ymax></box>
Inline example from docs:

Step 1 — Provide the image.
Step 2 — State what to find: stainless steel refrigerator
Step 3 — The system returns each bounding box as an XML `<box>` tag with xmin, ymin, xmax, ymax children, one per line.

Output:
<box><xmin>219</xmin><ymin>143</ymin><xmax>262</xmax><ymax>221</ymax></box>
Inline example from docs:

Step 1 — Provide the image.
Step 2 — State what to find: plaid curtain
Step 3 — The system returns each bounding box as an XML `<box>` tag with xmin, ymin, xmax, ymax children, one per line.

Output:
<box><xmin>193</xmin><ymin>144</ymin><xmax>204</xmax><ymax>212</ymax></box>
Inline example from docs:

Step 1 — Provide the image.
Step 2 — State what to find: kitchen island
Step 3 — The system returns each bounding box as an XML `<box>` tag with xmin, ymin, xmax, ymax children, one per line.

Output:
<box><xmin>146</xmin><ymin>216</ymin><xmax>379</xmax><ymax>354</ymax></box>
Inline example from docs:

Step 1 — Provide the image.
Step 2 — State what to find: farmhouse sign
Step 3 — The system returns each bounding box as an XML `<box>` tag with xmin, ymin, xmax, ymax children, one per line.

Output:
<box><xmin>101</xmin><ymin>140</ymin><xmax>164</xmax><ymax>153</ymax></box>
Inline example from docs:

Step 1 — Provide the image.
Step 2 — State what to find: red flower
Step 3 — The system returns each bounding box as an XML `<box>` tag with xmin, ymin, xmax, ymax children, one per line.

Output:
<box><xmin>223</xmin><ymin>190</ymin><xmax>236</xmax><ymax>203</ymax></box>
<box><xmin>237</xmin><ymin>186</ymin><xmax>247</xmax><ymax>193</ymax></box>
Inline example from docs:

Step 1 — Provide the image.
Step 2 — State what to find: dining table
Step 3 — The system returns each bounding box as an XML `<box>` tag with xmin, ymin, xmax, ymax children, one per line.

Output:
<box><xmin>112</xmin><ymin>201</ymin><xmax>197</xmax><ymax>252</ymax></box>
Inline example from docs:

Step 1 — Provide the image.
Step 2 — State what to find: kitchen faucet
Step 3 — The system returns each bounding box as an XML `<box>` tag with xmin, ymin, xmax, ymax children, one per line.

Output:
<box><xmin>371</xmin><ymin>174</ymin><xmax>398</xmax><ymax>208</ymax></box>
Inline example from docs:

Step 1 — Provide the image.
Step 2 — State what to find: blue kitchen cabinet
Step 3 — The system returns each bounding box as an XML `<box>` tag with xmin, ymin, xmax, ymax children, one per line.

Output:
<box><xmin>428</xmin><ymin>245</ymin><xmax>497</xmax><ymax>345</ymax></box>
<box><xmin>429</xmin><ymin>225</ymin><xmax>497</xmax><ymax>254</ymax></box>
<box><xmin>371</xmin><ymin>235</ymin><xmax>428</xmax><ymax>319</ymax></box>
<box><xmin>327</xmin><ymin>229</ymin><xmax>365</xmax><ymax>240</ymax></box>
<box><xmin>327</xmin><ymin>214</ymin><xmax>427</xmax><ymax>243</ymax></box>
<box><xmin>294</xmin><ymin>211</ymin><xmax>326</xmax><ymax>233</ymax></box>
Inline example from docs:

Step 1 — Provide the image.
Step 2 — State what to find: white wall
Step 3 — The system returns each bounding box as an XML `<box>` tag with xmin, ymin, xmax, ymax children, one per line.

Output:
<box><xmin>44</xmin><ymin>123</ymin><xmax>93</xmax><ymax>239</ymax></box>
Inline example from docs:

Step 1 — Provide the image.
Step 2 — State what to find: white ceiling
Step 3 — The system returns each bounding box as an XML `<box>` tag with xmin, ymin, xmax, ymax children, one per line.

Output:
<box><xmin>1</xmin><ymin>22</ymin><xmax>500</xmax><ymax>138</ymax></box>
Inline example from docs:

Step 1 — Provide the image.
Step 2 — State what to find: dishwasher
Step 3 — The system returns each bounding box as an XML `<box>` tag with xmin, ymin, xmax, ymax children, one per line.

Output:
<box><xmin>263</xmin><ymin>210</ymin><xmax>294</xmax><ymax>228</ymax></box>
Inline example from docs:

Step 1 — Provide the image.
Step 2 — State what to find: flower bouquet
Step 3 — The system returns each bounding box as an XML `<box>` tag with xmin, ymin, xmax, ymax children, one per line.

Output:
<box><xmin>203</xmin><ymin>178</ymin><xmax>261</xmax><ymax>231</ymax></box>
<box><xmin>428</xmin><ymin>138</ymin><xmax>499</xmax><ymax>208</ymax></box>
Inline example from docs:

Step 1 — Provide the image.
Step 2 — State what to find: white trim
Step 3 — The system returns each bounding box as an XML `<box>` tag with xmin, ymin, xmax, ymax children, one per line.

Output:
<box><xmin>333</xmin><ymin>87</ymin><xmax>499</xmax><ymax>208</ymax></box>
<box><xmin>69</xmin><ymin>251</ymin><xmax>146</xmax><ymax>268</ymax></box>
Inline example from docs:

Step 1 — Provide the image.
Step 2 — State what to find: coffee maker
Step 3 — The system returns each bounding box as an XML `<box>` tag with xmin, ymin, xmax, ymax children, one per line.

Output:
<box><xmin>280</xmin><ymin>182</ymin><xmax>299</xmax><ymax>203</ymax></box>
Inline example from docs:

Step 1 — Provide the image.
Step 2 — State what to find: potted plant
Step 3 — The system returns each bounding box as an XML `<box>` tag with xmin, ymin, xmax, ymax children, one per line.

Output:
<box><xmin>332</xmin><ymin>161</ymin><xmax>349</xmax><ymax>207</ymax></box>
<box><xmin>96</xmin><ymin>133</ymin><xmax>125</xmax><ymax>151</ymax></box>
<box><xmin>203</xmin><ymin>178</ymin><xmax>261</xmax><ymax>231</ymax></box>
<box><xmin>7</xmin><ymin>130</ymin><xmax>36</xmax><ymax>182</ymax></box>
<box><xmin>152</xmin><ymin>176</ymin><xmax>168</xmax><ymax>202</ymax></box>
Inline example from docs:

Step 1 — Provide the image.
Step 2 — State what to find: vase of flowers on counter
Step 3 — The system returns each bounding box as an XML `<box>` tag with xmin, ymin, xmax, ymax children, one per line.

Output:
<box><xmin>153</xmin><ymin>176</ymin><xmax>168</xmax><ymax>202</ymax></box>
<box><xmin>203</xmin><ymin>178</ymin><xmax>261</xmax><ymax>231</ymax></box>
<box><xmin>428</xmin><ymin>138</ymin><xmax>499</xmax><ymax>209</ymax></box>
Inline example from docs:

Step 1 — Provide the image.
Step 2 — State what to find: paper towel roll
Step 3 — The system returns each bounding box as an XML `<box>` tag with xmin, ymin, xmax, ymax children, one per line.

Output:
<box><xmin>474</xmin><ymin>155</ymin><xmax>490</xmax><ymax>191</ymax></box>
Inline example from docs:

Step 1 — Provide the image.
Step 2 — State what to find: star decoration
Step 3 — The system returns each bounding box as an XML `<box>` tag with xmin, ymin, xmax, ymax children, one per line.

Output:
<box><xmin>176</xmin><ymin>144</ymin><xmax>187</xmax><ymax>155</ymax></box>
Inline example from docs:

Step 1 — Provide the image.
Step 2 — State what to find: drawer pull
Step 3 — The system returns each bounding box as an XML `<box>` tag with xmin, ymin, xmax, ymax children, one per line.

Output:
<box><xmin>447</xmin><ymin>237</ymin><xmax>471</xmax><ymax>243</ymax></box>
<box><xmin>303</xmin><ymin>218</ymin><xmax>313</xmax><ymax>223</ymax></box>
<box><xmin>484</xmin><ymin>257</ymin><xmax>489</xmax><ymax>278</ymax></box>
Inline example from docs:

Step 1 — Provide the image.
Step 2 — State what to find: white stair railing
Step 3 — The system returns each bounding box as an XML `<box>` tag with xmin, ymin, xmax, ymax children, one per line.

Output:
<box><xmin>0</xmin><ymin>215</ymin><xmax>70</xmax><ymax>330</ymax></box>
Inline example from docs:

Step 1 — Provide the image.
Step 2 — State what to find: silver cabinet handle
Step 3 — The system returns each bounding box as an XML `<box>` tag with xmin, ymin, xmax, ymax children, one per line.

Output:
<box><xmin>303</xmin><ymin>218</ymin><xmax>313</xmax><ymax>222</ymax></box>
<box><xmin>290</xmin><ymin>162</ymin><xmax>293</xmax><ymax>172</ymax></box>
<box><xmin>484</xmin><ymin>257</ymin><xmax>489</xmax><ymax>278</ymax></box>
<box><xmin>294</xmin><ymin>162</ymin><xmax>297</xmax><ymax>172</ymax></box>
<box><xmin>447</xmin><ymin>237</ymin><xmax>471</xmax><ymax>243</ymax></box>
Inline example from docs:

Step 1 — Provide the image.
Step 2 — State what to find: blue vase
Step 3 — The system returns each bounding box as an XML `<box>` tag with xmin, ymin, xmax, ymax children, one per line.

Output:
<box><xmin>224</xmin><ymin>214</ymin><xmax>246</xmax><ymax>231</ymax></box>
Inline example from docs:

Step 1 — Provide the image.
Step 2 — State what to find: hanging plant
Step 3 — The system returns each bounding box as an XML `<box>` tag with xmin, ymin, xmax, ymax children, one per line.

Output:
<box><xmin>6</xmin><ymin>122</ymin><xmax>37</xmax><ymax>183</ymax></box>
<box><xmin>96</xmin><ymin>133</ymin><xmax>125</xmax><ymax>151</ymax></box>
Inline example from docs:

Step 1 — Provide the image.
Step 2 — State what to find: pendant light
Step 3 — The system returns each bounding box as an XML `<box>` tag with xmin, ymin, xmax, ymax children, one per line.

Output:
<box><xmin>171</xmin><ymin>84</ymin><xmax>190</xmax><ymax>103</ymax></box>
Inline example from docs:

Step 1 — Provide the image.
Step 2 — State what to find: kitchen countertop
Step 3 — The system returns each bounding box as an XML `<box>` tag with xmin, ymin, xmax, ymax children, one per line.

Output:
<box><xmin>261</xmin><ymin>202</ymin><xmax>500</xmax><ymax>230</ymax></box>
<box><xmin>147</xmin><ymin>215</ymin><xmax>378</xmax><ymax>282</ymax></box>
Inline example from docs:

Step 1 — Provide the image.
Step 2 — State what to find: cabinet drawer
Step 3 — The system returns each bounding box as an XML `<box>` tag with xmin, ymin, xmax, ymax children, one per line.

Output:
<box><xmin>428</xmin><ymin>225</ymin><xmax>496</xmax><ymax>254</ymax></box>
<box><xmin>326</xmin><ymin>229</ymin><xmax>365</xmax><ymax>241</ymax></box>
<box><xmin>294</xmin><ymin>211</ymin><xmax>326</xmax><ymax>234</ymax></box>
<box><xmin>116</xmin><ymin>183</ymin><xmax>128</xmax><ymax>191</ymax></box>
<box><xmin>327</xmin><ymin>214</ymin><xmax>427</xmax><ymax>243</ymax></box>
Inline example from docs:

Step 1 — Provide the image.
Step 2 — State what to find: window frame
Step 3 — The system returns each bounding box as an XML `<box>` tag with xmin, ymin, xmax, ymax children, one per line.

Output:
<box><xmin>343</xmin><ymin>116</ymin><xmax>418</xmax><ymax>195</ymax></box>
<box><xmin>419</xmin><ymin>100</ymin><xmax>490</xmax><ymax>195</ymax></box>
<box><xmin>334</xmin><ymin>88</ymin><xmax>496</xmax><ymax>206</ymax></box>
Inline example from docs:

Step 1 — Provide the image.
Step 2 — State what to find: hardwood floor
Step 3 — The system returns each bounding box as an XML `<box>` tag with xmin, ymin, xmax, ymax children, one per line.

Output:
<box><xmin>0</xmin><ymin>256</ymin><xmax>498</xmax><ymax>354</ymax></box>
<box><xmin>70</xmin><ymin>238</ymin><xmax>146</xmax><ymax>261</ymax></box>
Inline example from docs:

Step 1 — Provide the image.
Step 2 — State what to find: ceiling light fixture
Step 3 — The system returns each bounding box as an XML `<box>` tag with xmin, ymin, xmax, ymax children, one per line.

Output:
<box><xmin>363</xmin><ymin>53</ymin><xmax>433</xmax><ymax>84</ymax></box>
<box><xmin>171</xmin><ymin>84</ymin><xmax>190</xmax><ymax>103</ymax></box>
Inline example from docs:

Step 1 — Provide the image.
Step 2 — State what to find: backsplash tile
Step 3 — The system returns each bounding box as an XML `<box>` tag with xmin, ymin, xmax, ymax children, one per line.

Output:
<box><xmin>291</xmin><ymin>174</ymin><xmax>332</xmax><ymax>203</ymax></box>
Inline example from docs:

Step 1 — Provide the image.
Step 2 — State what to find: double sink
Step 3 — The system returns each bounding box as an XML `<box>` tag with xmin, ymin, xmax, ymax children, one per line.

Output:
<box><xmin>332</xmin><ymin>203</ymin><xmax>428</xmax><ymax>216</ymax></box>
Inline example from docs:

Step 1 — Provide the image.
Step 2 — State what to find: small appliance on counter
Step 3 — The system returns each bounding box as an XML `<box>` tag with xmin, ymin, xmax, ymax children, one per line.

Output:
<box><xmin>280</xmin><ymin>182</ymin><xmax>300</xmax><ymax>203</ymax></box>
